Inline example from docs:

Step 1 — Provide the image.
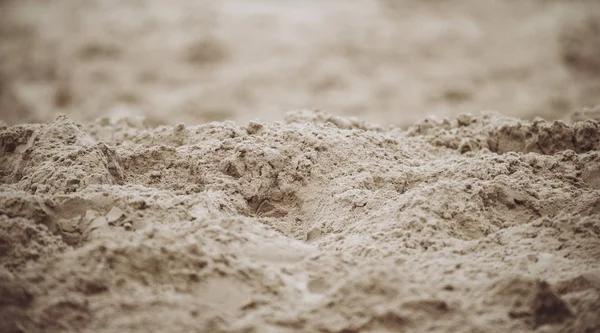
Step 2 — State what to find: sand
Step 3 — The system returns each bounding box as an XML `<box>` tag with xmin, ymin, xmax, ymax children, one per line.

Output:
<box><xmin>1</xmin><ymin>110</ymin><xmax>600</xmax><ymax>333</ymax></box>
<box><xmin>2</xmin><ymin>0</ymin><xmax>600</xmax><ymax>127</ymax></box>
<box><xmin>2</xmin><ymin>0</ymin><xmax>600</xmax><ymax>332</ymax></box>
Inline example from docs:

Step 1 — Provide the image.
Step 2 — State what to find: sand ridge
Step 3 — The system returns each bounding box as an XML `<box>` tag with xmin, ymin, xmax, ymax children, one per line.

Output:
<box><xmin>1</xmin><ymin>111</ymin><xmax>599</xmax><ymax>332</ymax></box>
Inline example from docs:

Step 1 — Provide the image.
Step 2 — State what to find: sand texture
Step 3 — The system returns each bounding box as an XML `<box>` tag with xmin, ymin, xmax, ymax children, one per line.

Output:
<box><xmin>1</xmin><ymin>111</ymin><xmax>599</xmax><ymax>333</ymax></box>
<box><xmin>2</xmin><ymin>0</ymin><xmax>600</xmax><ymax>332</ymax></box>
<box><xmin>2</xmin><ymin>0</ymin><xmax>600</xmax><ymax>127</ymax></box>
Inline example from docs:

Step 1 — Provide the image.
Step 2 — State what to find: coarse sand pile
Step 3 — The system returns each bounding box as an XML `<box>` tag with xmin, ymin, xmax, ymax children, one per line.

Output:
<box><xmin>1</xmin><ymin>110</ymin><xmax>599</xmax><ymax>333</ymax></box>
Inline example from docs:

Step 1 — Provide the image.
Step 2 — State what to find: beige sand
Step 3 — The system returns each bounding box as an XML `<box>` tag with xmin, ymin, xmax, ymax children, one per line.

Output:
<box><xmin>1</xmin><ymin>110</ymin><xmax>600</xmax><ymax>332</ymax></box>
<box><xmin>2</xmin><ymin>0</ymin><xmax>600</xmax><ymax>127</ymax></box>
<box><xmin>1</xmin><ymin>0</ymin><xmax>600</xmax><ymax>332</ymax></box>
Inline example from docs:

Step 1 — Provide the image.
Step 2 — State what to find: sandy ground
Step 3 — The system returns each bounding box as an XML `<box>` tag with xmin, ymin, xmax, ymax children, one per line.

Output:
<box><xmin>1</xmin><ymin>0</ymin><xmax>600</xmax><ymax>333</ymax></box>
<box><xmin>2</xmin><ymin>0</ymin><xmax>600</xmax><ymax>126</ymax></box>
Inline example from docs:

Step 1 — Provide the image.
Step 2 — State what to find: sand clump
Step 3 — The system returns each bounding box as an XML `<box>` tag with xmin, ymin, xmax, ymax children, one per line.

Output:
<box><xmin>0</xmin><ymin>110</ymin><xmax>599</xmax><ymax>332</ymax></box>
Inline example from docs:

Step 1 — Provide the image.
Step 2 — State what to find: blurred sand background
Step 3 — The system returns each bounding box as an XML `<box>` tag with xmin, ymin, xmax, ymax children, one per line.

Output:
<box><xmin>1</xmin><ymin>0</ymin><xmax>599</xmax><ymax>126</ymax></box>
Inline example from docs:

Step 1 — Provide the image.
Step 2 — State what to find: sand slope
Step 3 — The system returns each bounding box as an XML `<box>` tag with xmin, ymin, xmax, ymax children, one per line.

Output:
<box><xmin>1</xmin><ymin>111</ymin><xmax>599</xmax><ymax>332</ymax></box>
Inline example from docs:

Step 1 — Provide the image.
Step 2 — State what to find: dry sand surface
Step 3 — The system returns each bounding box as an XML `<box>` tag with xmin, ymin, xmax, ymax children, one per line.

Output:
<box><xmin>2</xmin><ymin>109</ymin><xmax>600</xmax><ymax>333</ymax></box>
<box><xmin>2</xmin><ymin>0</ymin><xmax>600</xmax><ymax>333</ymax></box>
<box><xmin>2</xmin><ymin>0</ymin><xmax>600</xmax><ymax>126</ymax></box>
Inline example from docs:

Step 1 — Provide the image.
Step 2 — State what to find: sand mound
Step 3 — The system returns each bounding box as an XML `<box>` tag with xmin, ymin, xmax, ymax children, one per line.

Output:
<box><xmin>1</xmin><ymin>111</ymin><xmax>599</xmax><ymax>333</ymax></box>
